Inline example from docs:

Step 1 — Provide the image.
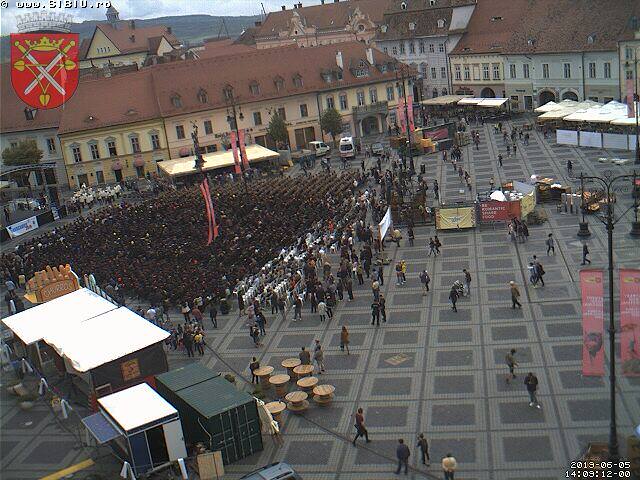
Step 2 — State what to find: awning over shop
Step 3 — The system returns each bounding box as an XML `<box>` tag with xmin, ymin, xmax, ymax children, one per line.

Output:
<box><xmin>421</xmin><ymin>94</ymin><xmax>471</xmax><ymax>106</ymax></box>
<box><xmin>477</xmin><ymin>98</ymin><xmax>509</xmax><ymax>107</ymax></box>
<box><xmin>534</xmin><ymin>101</ymin><xmax>560</xmax><ymax>113</ymax></box>
<box><xmin>158</xmin><ymin>144</ymin><xmax>280</xmax><ymax>178</ymax></box>
<box><xmin>457</xmin><ymin>97</ymin><xmax>483</xmax><ymax>105</ymax></box>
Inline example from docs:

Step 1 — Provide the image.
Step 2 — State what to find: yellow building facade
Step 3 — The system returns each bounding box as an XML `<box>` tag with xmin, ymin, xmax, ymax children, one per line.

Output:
<box><xmin>60</xmin><ymin>119</ymin><xmax>169</xmax><ymax>188</ymax></box>
<box><xmin>449</xmin><ymin>53</ymin><xmax>505</xmax><ymax>98</ymax></box>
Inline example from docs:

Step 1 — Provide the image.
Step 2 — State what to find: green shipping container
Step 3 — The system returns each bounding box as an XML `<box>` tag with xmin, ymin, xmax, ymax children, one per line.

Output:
<box><xmin>155</xmin><ymin>363</ymin><xmax>263</xmax><ymax>464</ymax></box>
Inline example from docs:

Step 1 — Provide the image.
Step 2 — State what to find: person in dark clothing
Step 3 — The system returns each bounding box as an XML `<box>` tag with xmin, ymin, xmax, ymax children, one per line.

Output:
<box><xmin>183</xmin><ymin>332</ymin><xmax>194</xmax><ymax>357</ymax></box>
<box><xmin>209</xmin><ymin>303</ymin><xmax>218</xmax><ymax>328</ymax></box>
<box><xmin>379</xmin><ymin>294</ymin><xmax>387</xmax><ymax>323</ymax></box>
<box><xmin>378</xmin><ymin>266</ymin><xmax>384</xmax><ymax>286</ymax></box>
<box><xmin>417</xmin><ymin>434</ymin><xmax>430</xmax><ymax>466</ymax></box>
<box><xmin>449</xmin><ymin>287</ymin><xmax>458</xmax><ymax>312</ymax></box>
<box><xmin>524</xmin><ymin>372</ymin><xmax>541</xmax><ymax>409</ymax></box>
<box><xmin>582</xmin><ymin>243</ymin><xmax>591</xmax><ymax>265</ymax></box>
<box><xmin>395</xmin><ymin>438</ymin><xmax>410</xmax><ymax>475</ymax></box>
<box><xmin>249</xmin><ymin>357</ymin><xmax>260</xmax><ymax>384</ymax></box>
<box><xmin>407</xmin><ymin>226</ymin><xmax>415</xmax><ymax>246</ymax></box>
<box><xmin>299</xmin><ymin>346</ymin><xmax>311</xmax><ymax>365</ymax></box>
<box><xmin>352</xmin><ymin>407</ymin><xmax>370</xmax><ymax>444</ymax></box>
<box><xmin>546</xmin><ymin>233</ymin><xmax>555</xmax><ymax>255</ymax></box>
<box><xmin>371</xmin><ymin>300</ymin><xmax>380</xmax><ymax>326</ymax></box>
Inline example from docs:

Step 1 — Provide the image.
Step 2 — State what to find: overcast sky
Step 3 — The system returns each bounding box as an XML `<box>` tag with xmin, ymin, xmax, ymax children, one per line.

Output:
<box><xmin>1</xmin><ymin>0</ymin><xmax>323</xmax><ymax>34</ymax></box>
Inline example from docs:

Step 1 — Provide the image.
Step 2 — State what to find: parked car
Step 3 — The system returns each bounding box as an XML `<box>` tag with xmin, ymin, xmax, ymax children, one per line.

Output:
<box><xmin>371</xmin><ymin>142</ymin><xmax>384</xmax><ymax>156</ymax></box>
<box><xmin>240</xmin><ymin>462</ymin><xmax>302</xmax><ymax>480</ymax></box>
<box><xmin>308</xmin><ymin>140</ymin><xmax>330</xmax><ymax>157</ymax></box>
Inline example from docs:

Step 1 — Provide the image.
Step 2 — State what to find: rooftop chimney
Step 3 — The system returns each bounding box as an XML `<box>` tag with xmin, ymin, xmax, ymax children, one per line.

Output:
<box><xmin>255</xmin><ymin>20</ymin><xmax>262</xmax><ymax>26</ymax></box>
<box><xmin>282</xmin><ymin>4</ymin><xmax>286</xmax><ymax>10</ymax></box>
<box><xmin>336</xmin><ymin>50</ymin><xmax>343</xmax><ymax>69</ymax></box>
<box><xmin>366</xmin><ymin>47</ymin><xmax>374</xmax><ymax>65</ymax></box>
<box><xmin>166</xmin><ymin>26</ymin><xmax>172</xmax><ymax>34</ymax></box>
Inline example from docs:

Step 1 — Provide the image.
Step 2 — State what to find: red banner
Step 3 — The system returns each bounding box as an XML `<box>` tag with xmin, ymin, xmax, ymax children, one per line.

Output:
<box><xmin>407</xmin><ymin>95</ymin><xmax>415</xmax><ymax>132</ymax></box>
<box><xmin>580</xmin><ymin>269</ymin><xmax>605</xmax><ymax>376</ymax></box>
<box><xmin>620</xmin><ymin>269</ymin><xmax>640</xmax><ymax>377</ymax></box>
<box><xmin>627</xmin><ymin>79</ymin><xmax>635</xmax><ymax>118</ymax></box>
<box><xmin>479</xmin><ymin>200</ymin><xmax>521</xmax><ymax>222</ymax></box>
<box><xmin>199</xmin><ymin>177</ymin><xmax>218</xmax><ymax>245</ymax></box>
<box><xmin>230</xmin><ymin>131</ymin><xmax>241</xmax><ymax>174</ymax></box>
<box><xmin>397</xmin><ymin>97</ymin><xmax>406</xmax><ymax>134</ymax></box>
<box><xmin>423</xmin><ymin>127</ymin><xmax>449</xmax><ymax>141</ymax></box>
<box><xmin>238</xmin><ymin>129</ymin><xmax>249</xmax><ymax>170</ymax></box>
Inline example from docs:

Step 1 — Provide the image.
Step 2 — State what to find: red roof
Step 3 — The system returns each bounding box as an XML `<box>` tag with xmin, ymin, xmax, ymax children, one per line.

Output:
<box><xmin>195</xmin><ymin>38</ymin><xmax>256</xmax><ymax>59</ymax></box>
<box><xmin>0</xmin><ymin>67</ymin><xmax>62</xmax><ymax>134</ymax></box>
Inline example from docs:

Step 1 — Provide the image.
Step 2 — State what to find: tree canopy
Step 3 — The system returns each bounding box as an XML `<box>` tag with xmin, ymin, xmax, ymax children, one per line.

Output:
<box><xmin>266</xmin><ymin>113</ymin><xmax>289</xmax><ymax>148</ymax></box>
<box><xmin>320</xmin><ymin>107</ymin><xmax>343</xmax><ymax>145</ymax></box>
<box><xmin>2</xmin><ymin>139</ymin><xmax>43</xmax><ymax>166</ymax></box>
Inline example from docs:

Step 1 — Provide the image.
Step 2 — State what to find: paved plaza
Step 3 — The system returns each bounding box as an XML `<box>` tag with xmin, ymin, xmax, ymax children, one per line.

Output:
<box><xmin>1</xmin><ymin>117</ymin><xmax>639</xmax><ymax>479</ymax></box>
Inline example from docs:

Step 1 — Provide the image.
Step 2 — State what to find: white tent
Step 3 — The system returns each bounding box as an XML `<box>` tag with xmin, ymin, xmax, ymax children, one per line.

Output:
<box><xmin>1</xmin><ymin>288</ymin><xmax>117</xmax><ymax>345</ymax></box>
<box><xmin>477</xmin><ymin>98</ymin><xmax>509</xmax><ymax>107</ymax></box>
<box><xmin>457</xmin><ymin>97</ymin><xmax>483</xmax><ymax>105</ymax></box>
<box><xmin>611</xmin><ymin>116</ymin><xmax>638</xmax><ymax>126</ymax></box>
<box><xmin>534</xmin><ymin>101</ymin><xmax>559</xmax><ymax>113</ymax></box>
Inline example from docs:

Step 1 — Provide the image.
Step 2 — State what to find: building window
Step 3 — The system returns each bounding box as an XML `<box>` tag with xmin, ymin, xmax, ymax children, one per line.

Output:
<box><xmin>10</xmin><ymin>142</ymin><xmax>17</xmax><ymax>148</ymax></box>
<box><xmin>176</xmin><ymin>125</ymin><xmax>185</xmax><ymax>139</ymax></box>
<box><xmin>420</xmin><ymin>63</ymin><xmax>427</xmax><ymax>77</ymax></box>
<box><xmin>293</xmin><ymin>74</ymin><xmax>303</xmax><ymax>88</ymax></box>
<box><xmin>492</xmin><ymin>63</ymin><xmax>500</xmax><ymax>80</ymax></box>
<box><xmin>409</xmin><ymin>42</ymin><xmax>415</xmax><ymax>54</ymax></box>
<box><xmin>357</xmin><ymin>90</ymin><xmax>365</xmax><ymax>106</ymax></box>
<box><xmin>170</xmin><ymin>95</ymin><xmax>182</xmax><ymax>108</ymax></box>
<box><xmin>106</xmin><ymin>140</ymin><xmax>117</xmax><ymax>157</ymax></box>
<box><xmin>563</xmin><ymin>63</ymin><xmax>571</xmax><ymax>79</ymax></box>
<box><xmin>150</xmin><ymin>133</ymin><xmax>161</xmax><ymax>150</ymax></box>
<box><xmin>604</xmin><ymin>62</ymin><xmax>611</xmax><ymax>79</ymax></box>
<box><xmin>96</xmin><ymin>171</ymin><xmax>104</xmax><ymax>184</ymax></box>
<box><xmin>588</xmin><ymin>62</ymin><xmax>596</xmax><ymax>79</ymax></box>
<box><xmin>339</xmin><ymin>94</ymin><xmax>348</xmax><ymax>110</ymax></box>
<box><xmin>626</xmin><ymin>47</ymin><xmax>633</xmax><ymax>60</ymax></box>
<box><xmin>203</xmin><ymin>120</ymin><xmax>213</xmax><ymax>135</ymax></box>
<box><xmin>223</xmin><ymin>86</ymin><xmax>233</xmax><ymax>101</ymax></box>
<box><xmin>509</xmin><ymin>64</ymin><xmax>516</xmax><ymax>79</ymax></box>
<box><xmin>392</xmin><ymin>46</ymin><xmax>397</xmax><ymax>55</ymax></box>
<box><xmin>399</xmin><ymin>42</ymin><xmax>405</xmax><ymax>54</ymax></box>
<box><xmin>274</xmin><ymin>76</ymin><xmax>284</xmax><ymax>91</ymax></box>
<box><xmin>472</xmin><ymin>65</ymin><xmax>480</xmax><ymax>80</ymax></box>
<box><xmin>300</xmin><ymin>103</ymin><xmax>308</xmax><ymax>117</ymax></box>
<box><xmin>433</xmin><ymin>88</ymin><xmax>438</xmax><ymax>97</ymax></box>
<box><xmin>626</xmin><ymin>70</ymin><xmax>633</xmax><ymax>80</ymax></box>
<box><xmin>385</xmin><ymin>85</ymin><xmax>394</xmax><ymax>101</ymax></box>
<box><xmin>438</xmin><ymin>43</ymin><xmax>445</xmax><ymax>53</ymax></box>
<box><xmin>441</xmin><ymin>66</ymin><xmax>447</xmax><ymax>79</ymax></box>
<box><xmin>431</xmin><ymin>67</ymin><xmax>437</xmax><ymax>79</ymax></box>
<box><xmin>326</xmin><ymin>96</ymin><xmax>335</xmax><ymax>109</ymax></box>
<box><xmin>383</xmin><ymin>47</ymin><xmax>388</xmax><ymax>53</ymax></box>
<box><xmin>89</xmin><ymin>143</ymin><xmax>100</xmax><ymax>160</ymax></box>
<box><xmin>454</xmin><ymin>65</ymin><xmax>461</xmax><ymax>81</ymax></box>
<box><xmin>46</xmin><ymin>137</ymin><xmax>56</xmax><ymax>153</ymax></box>
<box><xmin>277</xmin><ymin>107</ymin><xmax>286</xmax><ymax>120</ymax></box>
<box><xmin>523</xmin><ymin>64</ymin><xmax>530</xmax><ymax>79</ymax></box>
<box><xmin>542</xmin><ymin>63</ymin><xmax>549</xmax><ymax>79</ymax></box>
<box><xmin>369</xmin><ymin>88</ymin><xmax>378</xmax><ymax>103</ymax></box>
<box><xmin>419</xmin><ymin>41</ymin><xmax>425</xmax><ymax>53</ymax></box>
<box><xmin>464</xmin><ymin>65</ymin><xmax>470</xmax><ymax>80</ymax></box>
<box><xmin>253</xmin><ymin>111</ymin><xmax>262</xmax><ymax>126</ymax></box>
<box><xmin>249</xmin><ymin>81</ymin><xmax>260</xmax><ymax>96</ymax></box>
<box><xmin>482</xmin><ymin>63</ymin><xmax>490</xmax><ymax>80</ymax></box>
<box><xmin>130</xmin><ymin>136</ymin><xmax>141</xmax><ymax>153</ymax></box>
<box><xmin>197</xmin><ymin>89</ymin><xmax>208</xmax><ymax>104</ymax></box>
<box><xmin>429</xmin><ymin>43</ymin><xmax>434</xmax><ymax>53</ymax></box>
<box><xmin>72</xmin><ymin>145</ymin><xmax>82</xmax><ymax>163</ymax></box>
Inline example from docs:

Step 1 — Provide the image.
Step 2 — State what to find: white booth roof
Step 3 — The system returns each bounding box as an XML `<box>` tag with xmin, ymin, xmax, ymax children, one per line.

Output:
<box><xmin>45</xmin><ymin>306</ymin><xmax>169</xmax><ymax>372</ymax></box>
<box><xmin>99</xmin><ymin>383</ymin><xmax>177</xmax><ymax>432</ymax></box>
<box><xmin>2</xmin><ymin>288</ymin><xmax>117</xmax><ymax>345</ymax></box>
<box><xmin>534</xmin><ymin>101</ymin><xmax>559</xmax><ymax>113</ymax></box>
<box><xmin>477</xmin><ymin>98</ymin><xmax>509</xmax><ymax>107</ymax></box>
<box><xmin>457</xmin><ymin>97</ymin><xmax>483</xmax><ymax>105</ymax></box>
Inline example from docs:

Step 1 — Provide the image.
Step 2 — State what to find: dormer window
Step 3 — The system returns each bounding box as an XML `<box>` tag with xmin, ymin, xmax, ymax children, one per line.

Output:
<box><xmin>24</xmin><ymin>107</ymin><xmax>36</xmax><ymax>121</ymax></box>
<box><xmin>336</xmin><ymin>70</ymin><xmax>343</xmax><ymax>80</ymax></box>
<box><xmin>437</xmin><ymin>19</ymin><xmax>445</xmax><ymax>28</ymax></box>
<box><xmin>249</xmin><ymin>81</ymin><xmax>260</xmax><ymax>96</ymax></box>
<box><xmin>527</xmin><ymin>38</ymin><xmax>535</xmax><ymax>46</ymax></box>
<box><xmin>400</xmin><ymin>1</ymin><xmax>407</xmax><ymax>10</ymax></box>
<box><xmin>491</xmin><ymin>16</ymin><xmax>503</xmax><ymax>21</ymax></box>
<box><xmin>409</xmin><ymin>22</ymin><xmax>415</xmax><ymax>30</ymax></box>
<box><xmin>170</xmin><ymin>94</ymin><xmax>182</xmax><ymax>108</ymax></box>
<box><xmin>381</xmin><ymin>25</ymin><xmax>388</xmax><ymax>33</ymax></box>
<box><xmin>223</xmin><ymin>85</ymin><xmax>234</xmax><ymax>101</ymax></box>
<box><xmin>587</xmin><ymin>34</ymin><xmax>595</xmax><ymax>44</ymax></box>
<box><xmin>274</xmin><ymin>76</ymin><xmax>285</xmax><ymax>91</ymax></box>
<box><xmin>197</xmin><ymin>88</ymin><xmax>208</xmax><ymax>104</ymax></box>
<box><xmin>429</xmin><ymin>0</ymin><xmax>436</xmax><ymax>5</ymax></box>
<box><xmin>293</xmin><ymin>74</ymin><xmax>303</xmax><ymax>88</ymax></box>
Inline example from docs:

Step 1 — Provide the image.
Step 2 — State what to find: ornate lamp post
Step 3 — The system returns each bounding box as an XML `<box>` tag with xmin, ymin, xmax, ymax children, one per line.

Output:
<box><xmin>224</xmin><ymin>89</ymin><xmax>249</xmax><ymax>194</ymax></box>
<box><xmin>395</xmin><ymin>61</ymin><xmax>415</xmax><ymax>174</ymax></box>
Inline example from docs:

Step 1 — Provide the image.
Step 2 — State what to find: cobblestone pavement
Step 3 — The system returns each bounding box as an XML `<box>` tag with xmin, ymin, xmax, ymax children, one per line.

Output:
<box><xmin>1</xmin><ymin>118</ymin><xmax>639</xmax><ymax>479</ymax></box>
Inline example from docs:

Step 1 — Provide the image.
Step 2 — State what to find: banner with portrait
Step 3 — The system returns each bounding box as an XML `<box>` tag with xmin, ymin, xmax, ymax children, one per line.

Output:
<box><xmin>436</xmin><ymin>206</ymin><xmax>476</xmax><ymax>230</ymax></box>
<box><xmin>620</xmin><ymin>269</ymin><xmax>640</xmax><ymax>377</ymax></box>
<box><xmin>580</xmin><ymin>269</ymin><xmax>604</xmax><ymax>376</ymax></box>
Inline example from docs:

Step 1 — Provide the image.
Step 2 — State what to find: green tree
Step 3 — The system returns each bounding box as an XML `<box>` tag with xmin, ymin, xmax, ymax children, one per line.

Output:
<box><xmin>266</xmin><ymin>113</ymin><xmax>289</xmax><ymax>148</ymax></box>
<box><xmin>1</xmin><ymin>139</ymin><xmax>43</xmax><ymax>187</ymax></box>
<box><xmin>320</xmin><ymin>107</ymin><xmax>342</xmax><ymax>146</ymax></box>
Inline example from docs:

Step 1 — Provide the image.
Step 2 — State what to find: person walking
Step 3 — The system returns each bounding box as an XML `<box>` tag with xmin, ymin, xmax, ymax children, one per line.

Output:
<box><xmin>442</xmin><ymin>453</ymin><xmax>458</xmax><ymax>480</ymax></box>
<box><xmin>463</xmin><ymin>269</ymin><xmax>472</xmax><ymax>297</ymax></box>
<box><xmin>567</xmin><ymin>159</ymin><xmax>573</xmax><ymax>176</ymax></box>
<box><xmin>314</xmin><ymin>342</ymin><xmax>326</xmax><ymax>374</ymax></box>
<box><xmin>378</xmin><ymin>266</ymin><xmax>385</xmax><ymax>286</ymax></box>
<box><xmin>509</xmin><ymin>281</ymin><xmax>522</xmax><ymax>309</ymax></box>
<box><xmin>379</xmin><ymin>293</ymin><xmax>387</xmax><ymax>323</ymax></box>
<box><xmin>546</xmin><ymin>233</ymin><xmax>555</xmax><ymax>255</ymax></box>
<box><xmin>209</xmin><ymin>303</ymin><xmax>218</xmax><ymax>328</ymax></box>
<box><xmin>256</xmin><ymin>311</ymin><xmax>267</xmax><ymax>336</ymax></box>
<box><xmin>428</xmin><ymin>238</ymin><xmax>438</xmax><ymax>256</ymax></box>
<box><xmin>527</xmin><ymin>262</ymin><xmax>539</xmax><ymax>287</ymax></box>
<box><xmin>181</xmin><ymin>302</ymin><xmax>191</xmax><ymax>322</ymax></box>
<box><xmin>250</xmin><ymin>324</ymin><xmax>261</xmax><ymax>347</ymax></box>
<box><xmin>434</xmin><ymin>236</ymin><xmax>442</xmax><ymax>254</ymax></box>
<box><xmin>293</xmin><ymin>294</ymin><xmax>303</xmax><ymax>322</ymax></box>
<box><xmin>371</xmin><ymin>300</ymin><xmax>381</xmax><ymax>326</ymax></box>
<box><xmin>419</xmin><ymin>269</ymin><xmax>431</xmax><ymax>295</ymax></box>
<box><xmin>498</xmin><ymin>154</ymin><xmax>503</xmax><ymax>167</ymax></box>
<box><xmin>408</xmin><ymin>226</ymin><xmax>415</xmax><ymax>246</ymax></box>
<box><xmin>183</xmin><ymin>330</ymin><xmax>194</xmax><ymax>357</ymax></box>
<box><xmin>356</xmin><ymin>263</ymin><xmax>364</xmax><ymax>285</ymax></box>
<box><xmin>249</xmin><ymin>357</ymin><xmax>260</xmax><ymax>384</ymax></box>
<box><xmin>395</xmin><ymin>439</ymin><xmax>411</xmax><ymax>475</ymax></box>
<box><xmin>582</xmin><ymin>243</ymin><xmax>591</xmax><ymax>265</ymax></box>
<box><xmin>532</xmin><ymin>255</ymin><xmax>545</xmax><ymax>286</ymax></box>
<box><xmin>318</xmin><ymin>299</ymin><xmax>327</xmax><ymax>322</ymax></box>
<box><xmin>449</xmin><ymin>285</ymin><xmax>459</xmax><ymax>312</ymax></box>
<box><xmin>417</xmin><ymin>434</ymin><xmax>430</xmax><ymax>466</ymax></box>
<box><xmin>340</xmin><ymin>325</ymin><xmax>350</xmax><ymax>354</ymax></box>
<box><xmin>299</xmin><ymin>346</ymin><xmax>311</xmax><ymax>365</ymax></box>
<box><xmin>505</xmin><ymin>348</ymin><xmax>518</xmax><ymax>383</ymax></box>
<box><xmin>352</xmin><ymin>408</ymin><xmax>370</xmax><ymax>444</ymax></box>
<box><xmin>524</xmin><ymin>372</ymin><xmax>541</xmax><ymax>409</ymax></box>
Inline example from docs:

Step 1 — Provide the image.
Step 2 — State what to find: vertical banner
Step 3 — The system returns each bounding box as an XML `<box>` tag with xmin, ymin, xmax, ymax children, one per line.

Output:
<box><xmin>580</xmin><ymin>270</ymin><xmax>605</xmax><ymax>376</ymax></box>
<box><xmin>397</xmin><ymin>97</ymin><xmax>406</xmax><ymax>134</ymax></box>
<box><xmin>199</xmin><ymin>178</ymin><xmax>218</xmax><ymax>245</ymax></box>
<box><xmin>238</xmin><ymin>129</ymin><xmax>250</xmax><ymax>170</ymax></box>
<box><xmin>620</xmin><ymin>269</ymin><xmax>640</xmax><ymax>377</ymax></box>
<box><xmin>627</xmin><ymin>79</ymin><xmax>636</xmax><ymax>118</ymax></box>
<box><xmin>230</xmin><ymin>131</ymin><xmax>242</xmax><ymax>174</ymax></box>
<box><xmin>406</xmin><ymin>95</ymin><xmax>415</xmax><ymax>132</ymax></box>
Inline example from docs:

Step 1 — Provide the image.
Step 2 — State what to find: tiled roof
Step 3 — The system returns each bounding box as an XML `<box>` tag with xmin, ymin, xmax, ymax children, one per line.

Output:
<box><xmin>58</xmin><ymin>70</ymin><xmax>161</xmax><ymax>134</ymax></box>
<box><xmin>385</xmin><ymin>0</ymin><xmax>475</xmax><ymax>13</ymax></box>
<box><xmin>196</xmin><ymin>38</ymin><xmax>256</xmax><ymax>59</ymax></box>
<box><xmin>235</xmin><ymin>27</ymin><xmax>258</xmax><ymax>45</ymax></box>
<box><xmin>81</xmin><ymin>21</ymin><xmax>181</xmax><ymax>59</ymax></box>
<box><xmin>0</xmin><ymin>67</ymin><xmax>62</xmax><ymax>134</ymax></box>
<box><xmin>58</xmin><ymin>42</ymin><xmax>401</xmax><ymax>134</ymax></box>
<box><xmin>255</xmin><ymin>0</ymin><xmax>393</xmax><ymax>38</ymax></box>
<box><xmin>377</xmin><ymin>7</ymin><xmax>453</xmax><ymax>40</ymax></box>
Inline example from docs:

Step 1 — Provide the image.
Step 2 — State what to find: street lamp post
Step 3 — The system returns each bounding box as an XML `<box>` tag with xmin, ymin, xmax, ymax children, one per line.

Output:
<box><xmin>225</xmin><ymin>91</ymin><xmax>249</xmax><ymax>194</ymax></box>
<box><xmin>577</xmin><ymin>170</ymin><xmax>639</xmax><ymax>470</ymax></box>
<box><xmin>395</xmin><ymin>62</ymin><xmax>415</xmax><ymax>174</ymax></box>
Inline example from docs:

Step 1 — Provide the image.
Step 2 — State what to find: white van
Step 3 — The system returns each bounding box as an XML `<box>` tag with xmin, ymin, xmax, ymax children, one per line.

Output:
<box><xmin>308</xmin><ymin>141</ymin><xmax>330</xmax><ymax>157</ymax></box>
<box><xmin>339</xmin><ymin>136</ymin><xmax>356</xmax><ymax>159</ymax></box>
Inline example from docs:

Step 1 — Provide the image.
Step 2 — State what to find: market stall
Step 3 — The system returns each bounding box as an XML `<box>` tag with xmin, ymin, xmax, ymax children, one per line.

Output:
<box><xmin>478</xmin><ymin>191</ymin><xmax>521</xmax><ymax>223</ymax></box>
<box><xmin>500</xmin><ymin>180</ymin><xmax>537</xmax><ymax>218</ymax></box>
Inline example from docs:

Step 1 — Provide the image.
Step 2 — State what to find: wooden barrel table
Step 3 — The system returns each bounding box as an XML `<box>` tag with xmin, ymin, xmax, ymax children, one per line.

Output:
<box><xmin>269</xmin><ymin>374</ymin><xmax>290</xmax><ymax>398</ymax></box>
<box><xmin>265</xmin><ymin>401</ymin><xmax>286</xmax><ymax>424</ymax></box>
<box><xmin>296</xmin><ymin>375</ymin><xmax>318</xmax><ymax>393</ymax></box>
<box><xmin>293</xmin><ymin>364</ymin><xmax>314</xmax><ymax>379</ymax></box>
<box><xmin>254</xmin><ymin>366</ymin><xmax>274</xmax><ymax>389</ymax></box>
<box><xmin>285</xmin><ymin>391</ymin><xmax>309</xmax><ymax>413</ymax></box>
<box><xmin>281</xmin><ymin>358</ymin><xmax>301</xmax><ymax>378</ymax></box>
<box><xmin>313</xmin><ymin>384</ymin><xmax>335</xmax><ymax>406</ymax></box>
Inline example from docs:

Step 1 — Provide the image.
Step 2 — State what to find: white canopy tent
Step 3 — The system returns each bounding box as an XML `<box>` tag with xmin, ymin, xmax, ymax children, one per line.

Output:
<box><xmin>534</xmin><ymin>101</ymin><xmax>560</xmax><ymax>113</ymax></box>
<box><xmin>457</xmin><ymin>97</ymin><xmax>483</xmax><ymax>105</ymax></box>
<box><xmin>477</xmin><ymin>98</ymin><xmax>509</xmax><ymax>107</ymax></box>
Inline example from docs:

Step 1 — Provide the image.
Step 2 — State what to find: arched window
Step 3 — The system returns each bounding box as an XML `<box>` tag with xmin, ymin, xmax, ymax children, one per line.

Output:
<box><xmin>170</xmin><ymin>94</ymin><xmax>182</xmax><ymax>108</ymax></box>
<box><xmin>293</xmin><ymin>74</ymin><xmax>303</xmax><ymax>88</ymax></box>
<box><xmin>401</xmin><ymin>1</ymin><xmax>407</xmax><ymax>10</ymax></box>
<box><xmin>223</xmin><ymin>85</ymin><xmax>234</xmax><ymax>101</ymax></box>
<box><xmin>249</xmin><ymin>81</ymin><xmax>260</xmax><ymax>96</ymax></box>
<box><xmin>197</xmin><ymin>88</ymin><xmax>208</xmax><ymax>104</ymax></box>
<box><xmin>274</xmin><ymin>76</ymin><xmax>284</xmax><ymax>92</ymax></box>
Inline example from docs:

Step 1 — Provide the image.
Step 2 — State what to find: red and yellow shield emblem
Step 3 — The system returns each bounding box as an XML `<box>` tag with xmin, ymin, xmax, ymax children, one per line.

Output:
<box><xmin>10</xmin><ymin>33</ymin><xmax>79</xmax><ymax>110</ymax></box>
